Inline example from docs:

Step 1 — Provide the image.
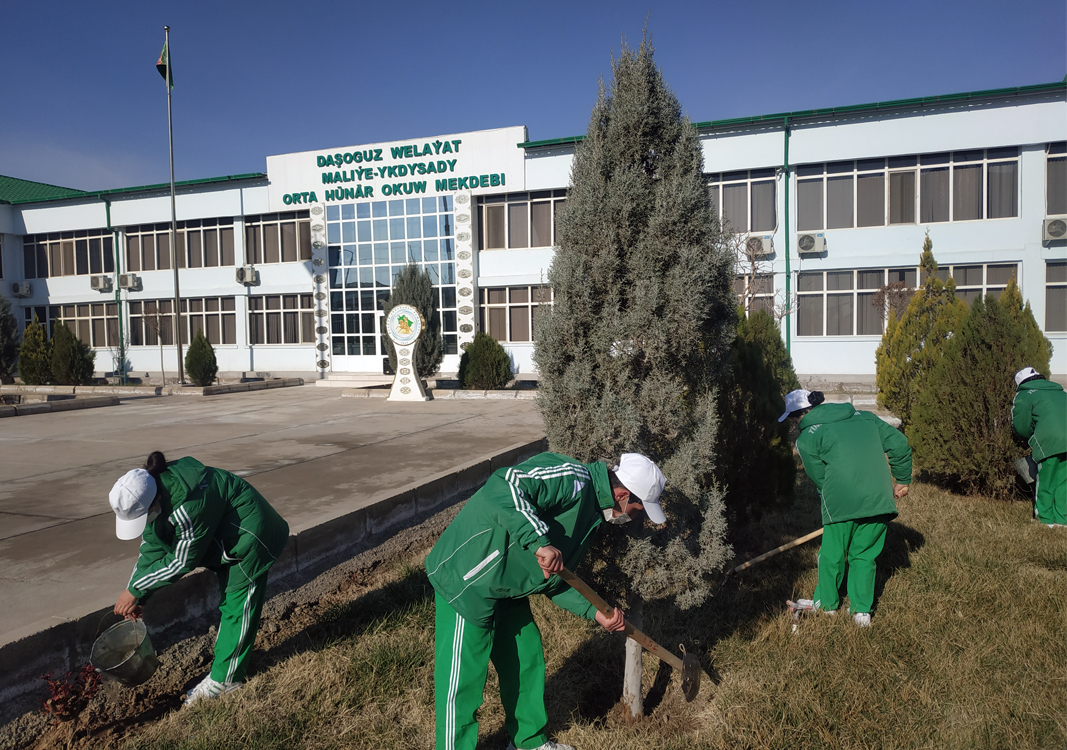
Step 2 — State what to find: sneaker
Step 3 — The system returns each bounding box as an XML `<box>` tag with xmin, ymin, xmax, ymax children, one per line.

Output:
<box><xmin>506</xmin><ymin>742</ymin><xmax>576</xmax><ymax>750</ymax></box>
<box><xmin>853</xmin><ymin>612</ymin><xmax>871</xmax><ymax>628</ymax></box>
<box><xmin>823</xmin><ymin>609</ymin><xmax>837</xmax><ymax>616</ymax></box>
<box><xmin>183</xmin><ymin>675</ymin><xmax>242</xmax><ymax>707</ymax></box>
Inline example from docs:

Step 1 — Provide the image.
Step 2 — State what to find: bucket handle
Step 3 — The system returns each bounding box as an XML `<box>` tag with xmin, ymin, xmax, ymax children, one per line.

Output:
<box><xmin>96</xmin><ymin>610</ymin><xmax>140</xmax><ymax>639</ymax></box>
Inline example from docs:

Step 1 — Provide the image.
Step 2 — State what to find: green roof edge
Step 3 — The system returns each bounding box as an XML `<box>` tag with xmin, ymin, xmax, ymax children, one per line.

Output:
<box><xmin>4</xmin><ymin>172</ymin><xmax>267</xmax><ymax>205</ymax></box>
<box><xmin>519</xmin><ymin>80</ymin><xmax>1067</xmax><ymax>149</ymax></box>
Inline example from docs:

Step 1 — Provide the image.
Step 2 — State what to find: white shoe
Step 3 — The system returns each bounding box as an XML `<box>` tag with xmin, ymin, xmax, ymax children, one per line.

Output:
<box><xmin>823</xmin><ymin>609</ymin><xmax>837</xmax><ymax>616</ymax></box>
<box><xmin>183</xmin><ymin>675</ymin><xmax>242</xmax><ymax>707</ymax></box>
<box><xmin>506</xmin><ymin>741</ymin><xmax>576</xmax><ymax>750</ymax></box>
<box><xmin>853</xmin><ymin>612</ymin><xmax>871</xmax><ymax>628</ymax></box>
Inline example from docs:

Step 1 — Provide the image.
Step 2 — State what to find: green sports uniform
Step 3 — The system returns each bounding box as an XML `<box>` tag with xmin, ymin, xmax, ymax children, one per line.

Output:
<box><xmin>126</xmin><ymin>457</ymin><xmax>289</xmax><ymax>683</ymax></box>
<box><xmin>425</xmin><ymin>452</ymin><xmax>613</xmax><ymax>750</ymax></box>
<box><xmin>1012</xmin><ymin>378</ymin><xmax>1067</xmax><ymax>525</ymax></box>
<box><xmin>796</xmin><ymin>404</ymin><xmax>912</xmax><ymax>615</ymax></box>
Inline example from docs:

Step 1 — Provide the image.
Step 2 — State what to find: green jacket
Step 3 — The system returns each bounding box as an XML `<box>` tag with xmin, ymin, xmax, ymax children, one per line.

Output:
<box><xmin>425</xmin><ymin>452</ymin><xmax>614</xmax><ymax>628</ymax></box>
<box><xmin>796</xmin><ymin>404</ymin><xmax>912</xmax><ymax>525</ymax></box>
<box><xmin>127</xmin><ymin>457</ymin><xmax>290</xmax><ymax>599</ymax></box>
<box><xmin>1012</xmin><ymin>379</ymin><xmax>1067</xmax><ymax>463</ymax></box>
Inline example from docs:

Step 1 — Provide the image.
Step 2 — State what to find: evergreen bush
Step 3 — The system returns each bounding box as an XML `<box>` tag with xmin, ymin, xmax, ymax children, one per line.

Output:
<box><xmin>381</xmin><ymin>263</ymin><xmax>444</xmax><ymax>378</ymax></box>
<box><xmin>910</xmin><ymin>280</ymin><xmax>1051</xmax><ymax>499</ymax></box>
<box><xmin>457</xmin><ymin>331</ymin><xmax>511</xmax><ymax>389</ymax></box>
<box><xmin>716</xmin><ymin>308</ymin><xmax>800</xmax><ymax>524</ymax></box>
<box><xmin>18</xmin><ymin>315</ymin><xmax>52</xmax><ymax>385</ymax></box>
<box><xmin>51</xmin><ymin>322</ymin><xmax>96</xmax><ymax>385</ymax></box>
<box><xmin>184</xmin><ymin>329</ymin><xmax>219</xmax><ymax>387</ymax></box>
<box><xmin>0</xmin><ymin>295</ymin><xmax>20</xmax><ymax>383</ymax></box>
<box><xmin>875</xmin><ymin>234</ymin><xmax>968</xmax><ymax>430</ymax></box>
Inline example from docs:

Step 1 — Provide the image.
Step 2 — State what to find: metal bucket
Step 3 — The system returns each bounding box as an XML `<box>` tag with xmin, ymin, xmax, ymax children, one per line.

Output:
<box><xmin>90</xmin><ymin>618</ymin><xmax>159</xmax><ymax>686</ymax></box>
<box><xmin>1014</xmin><ymin>456</ymin><xmax>1038</xmax><ymax>485</ymax></box>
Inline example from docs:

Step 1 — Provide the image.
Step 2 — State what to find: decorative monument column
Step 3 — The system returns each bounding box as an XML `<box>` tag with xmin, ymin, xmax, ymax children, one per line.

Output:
<box><xmin>452</xmin><ymin>190</ymin><xmax>477</xmax><ymax>353</ymax></box>
<box><xmin>385</xmin><ymin>304</ymin><xmax>430</xmax><ymax>402</ymax></box>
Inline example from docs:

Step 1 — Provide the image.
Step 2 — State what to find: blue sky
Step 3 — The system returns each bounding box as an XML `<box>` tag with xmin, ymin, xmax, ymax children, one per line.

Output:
<box><xmin>1</xmin><ymin>0</ymin><xmax>1063</xmax><ymax>191</ymax></box>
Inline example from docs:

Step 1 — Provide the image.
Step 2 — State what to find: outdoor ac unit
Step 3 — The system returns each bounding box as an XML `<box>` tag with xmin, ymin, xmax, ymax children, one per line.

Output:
<box><xmin>118</xmin><ymin>273</ymin><xmax>141</xmax><ymax>290</ymax></box>
<box><xmin>236</xmin><ymin>266</ymin><xmax>259</xmax><ymax>285</ymax></box>
<box><xmin>1044</xmin><ymin>217</ymin><xmax>1067</xmax><ymax>242</ymax></box>
<box><xmin>90</xmin><ymin>274</ymin><xmax>113</xmax><ymax>292</ymax></box>
<box><xmin>745</xmin><ymin>234</ymin><xmax>773</xmax><ymax>257</ymax></box>
<box><xmin>797</xmin><ymin>232</ymin><xmax>826</xmax><ymax>255</ymax></box>
<box><xmin>10</xmin><ymin>282</ymin><xmax>32</xmax><ymax>298</ymax></box>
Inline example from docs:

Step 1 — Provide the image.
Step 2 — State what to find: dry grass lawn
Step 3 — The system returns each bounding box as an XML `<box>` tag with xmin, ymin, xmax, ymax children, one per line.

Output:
<box><xmin>124</xmin><ymin>483</ymin><xmax>1066</xmax><ymax>750</ymax></box>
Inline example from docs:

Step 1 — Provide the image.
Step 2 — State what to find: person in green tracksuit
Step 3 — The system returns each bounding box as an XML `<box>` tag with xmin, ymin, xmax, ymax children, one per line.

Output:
<box><xmin>1011</xmin><ymin>367</ymin><xmax>1067</xmax><ymax>528</ymax></box>
<box><xmin>109</xmin><ymin>450</ymin><xmax>289</xmax><ymax>706</ymax></box>
<box><xmin>426</xmin><ymin>451</ymin><xmax>667</xmax><ymax>750</ymax></box>
<box><xmin>780</xmin><ymin>390</ymin><xmax>912</xmax><ymax>628</ymax></box>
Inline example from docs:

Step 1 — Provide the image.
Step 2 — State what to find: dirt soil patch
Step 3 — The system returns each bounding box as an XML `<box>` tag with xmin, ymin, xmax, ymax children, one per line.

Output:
<box><xmin>2</xmin><ymin>499</ymin><xmax>465</xmax><ymax>750</ymax></box>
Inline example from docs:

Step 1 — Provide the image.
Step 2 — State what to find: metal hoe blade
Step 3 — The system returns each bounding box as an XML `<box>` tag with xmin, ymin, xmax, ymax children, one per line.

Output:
<box><xmin>680</xmin><ymin>648</ymin><xmax>700</xmax><ymax>702</ymax></box>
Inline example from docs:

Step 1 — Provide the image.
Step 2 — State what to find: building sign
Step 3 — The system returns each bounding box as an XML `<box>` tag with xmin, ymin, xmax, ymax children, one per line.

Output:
<box><xmin>266</xmin><ymin>126</ymin><xmax>527</xmax><ymax>211</ymax></box>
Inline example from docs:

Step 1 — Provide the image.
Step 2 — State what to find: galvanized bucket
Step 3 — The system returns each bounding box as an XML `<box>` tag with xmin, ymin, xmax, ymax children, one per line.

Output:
<box><xmin>90</xmin><ymin>618</ymin><xmax>159</xmax><ymax>686</ymax></box>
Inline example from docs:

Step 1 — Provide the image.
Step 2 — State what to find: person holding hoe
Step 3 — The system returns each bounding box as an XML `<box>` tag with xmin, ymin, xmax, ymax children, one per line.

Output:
<box><xmin>1011</xmin><ymin>367</ymin><xmax>1066</xmax><ymax>528</ymax></box>
<box><xmin>108</xmin><ymin>451</ymin><xmax>289</xmax><ymax>706</ymax></box>
<box><xmin>781</xmin><ymin>390</ymin><xmax>912</xmax><ymax>627</ymax></box>
<box><xmin>426</xmin><ymin>451</ymin><xmax>667</xmax><ymax>750</ymax></box>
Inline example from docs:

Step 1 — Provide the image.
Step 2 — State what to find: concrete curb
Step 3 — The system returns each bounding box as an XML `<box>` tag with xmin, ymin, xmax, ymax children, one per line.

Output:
<box><xmin>0</xmin><ymin>379</ymin><xmax>304</xmax><ymax>400</ymax></box>
<box><xmin>341</xmin><ymin>387</ymin><xmax>537</xmax><ymax>400</ymax></box>
<box><xmin>0</xmin><ymin>435</ymin><xmax>548</xmax><ymax>716</ymax></box>
<box><xmin>0</xmin><ymin>396</ymin><xmax>120</xmax><ymax>418</ymax></box>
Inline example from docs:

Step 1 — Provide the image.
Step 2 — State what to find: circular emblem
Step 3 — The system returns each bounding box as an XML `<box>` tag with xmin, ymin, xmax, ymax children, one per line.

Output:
<box><xmin>400</xmin><ymin>376</ymin><xmax>411</xmax><ymax>384</ymax></box>
<box><xmin>456</xmin><ymin>231</ymin><xmax>471</xmax><ymax>242</ymax></box>
<box><xmin>386</xmin><ymin>305</ymin><xmax>423</xmax><ymax>347</ymax></box>
<box><xmin>400</xmin><ymin>387</ymin><xmax>411</xmax><ymax>394</ymax></box>
<box><xmin>458</xmin><ymin>250</ymin><xmax>471</xmax><ymax>260</ymax></box>
<box><xmin>400</xmin><ymin>367</ymin><xmax>411</xmax><ymax>376</ymax></box>
<box><xmin>311</xmin><ymin>205</ymin><xmax>323</xmax><ymax>215</ymax></box>
<box><xmin>314</xmin><ymin>275</ymin><xmax>326</xmax><ymax>284</ymax></box>
<box><xmin>458</xmin><ymin>287</ymin><xmax>472</xmax><ymax>297</ymax></box>
<box><xmin>316</xmin><ymin>359</ymin><xmax>329</xmax><ymax>368</ymax></box>
<box><xmin>460</xmin><ymin>341</ymin><xmax>470</xmax><ymax>351</ymax></box>
<box><xmin>460</xmin><ymin>324</ymin><xmax>473</xmax><ymax>333</ymax></box>
<box><xmin>315</xmin><ymin>308</ymin><xmax>328</xmax><ymax>317</ymax></box>
<box><xmin>458</xmin><ymin>306</ymin><xmax>473</xmax><ymax>316</ymax></box>
<box><xmin>458</xmin><ymin>269</ymin><xmax>471</xmax><ymax>278</ymax></box>
<box><xmin>312</xmin><ymin>223</ymin><xmax>324</xmax><ymax>233</ymax></box>
<box><xmin>456</xmin><ymin>213</ymin><xmax>470</xmax><ymax>223</ymax></box>
<box><xmin>312</xmin><ymin>240</ymin><xmax>326</xmax><ymax>250</ymax></box>
<box><xmin>315</xmin><ymin>292</ymin><xmax>326</xmax><ymax>300</ymax></box>
<box><xmin>312</xmin><ymin>257</ymin><xmax>325</xmax><ymax>266</ymax></box>
<box><xmin>316</xmin><ymin>343</ymin><xmax>329</xmax><ymax>351</ymax></box>
<box><xmin>316</xmin><ymin>326</ymin><xmax>328</xmax><ymax>335</ymax></box>
<box><xmin>455</xmin><ymin>194</ymin><xmax>469</xmax><ymax>204</ymax></box>
<box><xmin>399</xmin><ymin>358</ymin><xmax>410</xmax><ymax>366</ymax></box>
<box><xmin>399</xmin><ymin>348</ymin><xmax>410</xmax><ymax>356</ymax></box>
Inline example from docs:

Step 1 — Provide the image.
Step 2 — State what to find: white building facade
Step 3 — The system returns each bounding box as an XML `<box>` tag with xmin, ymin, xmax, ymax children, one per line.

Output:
<box><xmin>1</xmin><ymin>81</ymin><xmax>1064</xmax><ymax>382</ymax></box>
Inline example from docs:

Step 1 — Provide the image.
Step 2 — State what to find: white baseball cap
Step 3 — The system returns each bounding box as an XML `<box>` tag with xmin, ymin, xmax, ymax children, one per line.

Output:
<box><xmin>613</xmin><ymin>453</ymin><xmax>667</xmax><ymax>524</ymax></box>
<box><xmin>778</xmin><ymin>389</ymin><xmax>813</xmax><ymax>423</ymax></box>
<box><xmin>109</xmin><ymin>469</ymin><xmax>157</xmax><ymax>540</ymax></box>
<box><xmin>1014</xmin><ymin>367</ymin><xmax>1039</xmax><ymax>386</ymax></box>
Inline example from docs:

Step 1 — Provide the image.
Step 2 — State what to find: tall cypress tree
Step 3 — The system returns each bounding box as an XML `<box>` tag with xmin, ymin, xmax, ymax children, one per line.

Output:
<box><xmin>380</xmin><ymin>263</ymin><xmax>444</xmax><ymax>378</ymax></box>
<box><xmin>0</xmin><ymin>295</ymin><xmax>19</xmax><ymax>383</ymax></box>
<box><xmin>18</xmin><ymin>314</ymin><xmax>51</xmax><ymax>385</ymax></box>
<box><xmin>533</xmin><ymin>31</ymin><xmax>735</xmax><ymax>716</ymax></box>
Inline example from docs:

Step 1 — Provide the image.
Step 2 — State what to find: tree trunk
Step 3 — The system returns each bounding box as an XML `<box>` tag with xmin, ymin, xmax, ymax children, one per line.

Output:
<box><xmin>622</xmin><ymin>594</ymin><xmax>644</xmax><ymax>718</ymax></box>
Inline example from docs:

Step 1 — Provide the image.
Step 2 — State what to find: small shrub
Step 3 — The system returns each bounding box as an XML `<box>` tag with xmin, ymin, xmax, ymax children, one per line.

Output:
<box><xmin>0</xmin><ymin>294</ymin><xmax>19</xmax><ymax>383</ymax></box>
<box><xmin>458</xmin><ymin>332</ymin><xmax>511</xmax><ymax>390</ymax></box>
<box><xmin>51</xmin><ymin>322</ymin><xmax>96</xmax><ymax>385</ymax></box>
<box><xmin>18</xmin><ymin>315</ymin><xmax>52</xmax><ymax>385</ymax></box>
<box><xmin>185</xmin><ymin>329</ymin><xmax>218</xmax><ymax>387</ymax></box>
<box><xmin>41</xmin><ymin>664</ymin><xmax>100</xmax><ymax>724</ymax></box>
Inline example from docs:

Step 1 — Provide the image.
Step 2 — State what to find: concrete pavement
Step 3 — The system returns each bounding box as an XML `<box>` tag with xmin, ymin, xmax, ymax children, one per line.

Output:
<box><xmin>0</xmin><ymin>386</ymin><xmax>545</xmax><ymax>648</ymax></box>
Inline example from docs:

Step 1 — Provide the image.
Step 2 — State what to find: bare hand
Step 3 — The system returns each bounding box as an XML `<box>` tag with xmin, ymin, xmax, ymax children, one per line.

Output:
<box><xmin>534</xmin><ymin>545</ymin><xmax>563</xmax><ymax>578</ymax></box>
<box><xmin>115</xmin><ymin>590</ymin><xmax>142</xmax><ymax>620</ymax></box>
<box><xmin>894</xmin><ymin>484</ymin><xmax>910</xmax><ymax>499</ymax></box>
<box><xmin>595</xmin><ymin>607</ymin><xmax>626</xmax><ymax>632</ymax></box>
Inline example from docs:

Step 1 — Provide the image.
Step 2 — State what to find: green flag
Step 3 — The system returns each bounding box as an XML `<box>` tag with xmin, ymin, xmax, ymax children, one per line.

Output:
<box><xmin>156</xmin><ymin>41</ymin><xmax>173</xmax><ymax>88</ymax></box>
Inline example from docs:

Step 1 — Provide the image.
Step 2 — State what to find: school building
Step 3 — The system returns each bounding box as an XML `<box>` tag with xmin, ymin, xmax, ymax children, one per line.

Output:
<box><xmin>0</xmin><ymin>79</ymin><xmax>1064</xmax><ymax>384</ymax></box>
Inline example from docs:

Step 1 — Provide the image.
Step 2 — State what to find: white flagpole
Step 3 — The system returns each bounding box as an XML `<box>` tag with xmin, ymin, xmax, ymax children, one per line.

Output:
<box><xmin>164</xmin><ymin>25</ymin><xmax>185</xmax><ymax>384</ymax></box>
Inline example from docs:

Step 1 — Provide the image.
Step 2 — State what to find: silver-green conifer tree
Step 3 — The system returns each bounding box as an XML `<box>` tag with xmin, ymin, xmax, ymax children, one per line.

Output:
<box><xmin>533</xmin><ymin>31</ymin><xmax>735</xmax><ymax>716</ymax></box>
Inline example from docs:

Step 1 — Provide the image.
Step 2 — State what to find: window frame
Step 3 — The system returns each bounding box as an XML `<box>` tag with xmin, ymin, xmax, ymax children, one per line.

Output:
<box><xmin>478</xmin><ymin>284</ymin><xmax>554</xmax><ymax>343</ymax></box>
<box><xmin>477</xmin><ymin>191</ymin><xmax>567</xmax><ymax>250</ymax></box>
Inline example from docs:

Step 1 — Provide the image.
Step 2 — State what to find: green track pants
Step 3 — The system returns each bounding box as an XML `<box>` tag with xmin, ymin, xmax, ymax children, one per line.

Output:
<box><xmin>1035</xmin><ymin>453</ymin><xmax>1067</xmax><ymax>525</ymax></box>
<box><xmin>813</xmin><ymin>515</ymin><xmax>892</xmax><ymax>615</ymax></box>
<box><xmin>209</xmin><ymin>568</ymin><xmax>269</xmax><ymax>684</ymax></box>
<box><xmin>434</xmin><ymin>592</ymin><xmax>548</xmax><ymax>750</ymax></box>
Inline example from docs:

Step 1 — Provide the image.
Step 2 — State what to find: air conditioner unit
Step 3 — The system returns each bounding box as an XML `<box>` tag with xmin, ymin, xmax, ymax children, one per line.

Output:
<box><xmin>236</xmin><ymin>266</ymin><xmax>259</xmax><ymax>285</ymax></box>
<box><xmin>797</xmin><ymin>232</ymin><xmax>826</xmax><ymax>255</ymax></box>
<box><xmin>1044</xmin><ymin>217</ymin><xmax>1067</xmax><ymax>242</ymax></box>
<box><xmin>90</xmin><ymin>274</ymin><xmax>113</xmax><ymax>292</ymax></box>
<box><xmin>118</xmin><ymin>273</ymin><xmax>141</xmax><ymax>290</ymax></box>
<box><xmin>745</xmin><ymin>234</ymin><xmax>773</xmax><ymax>257</ymax></box>
<box><xmin>10</xmin><ymin>282</ymin><xmax>32</xmax><ymax>298</ymax></box>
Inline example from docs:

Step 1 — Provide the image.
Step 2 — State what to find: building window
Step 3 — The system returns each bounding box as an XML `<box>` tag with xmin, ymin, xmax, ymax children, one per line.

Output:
<box><xmin>1045</xmin><ymin>261</ymin><xmax>1066</xmax><ymax>332</ymax></box>
<box><xmin>129</xmin><ymin>297</ymin><xmax>236</xmax><ymax>346</ymax></box>
<box><xmin>326</xmin><ymin>196</ymin><xmax>459</xmax><ymax>356</ymax></box>
<box><xmin>796</xmin><ymin>148</ymin><xmax>1018</xmax><ymax>230</ymax></box>
<box><xmin>798</xmin><ymin>267</ymin><xmax>925</xmax><ymax>337</ymax></box>
<box><xmin>477</xmin><ymin>191</ymin><xmax>567</xmax><ymax>250</ymax></box>
<box><xmin>26</xmin><ymin>303</ymin><xmax>119</xmax><ymax>348</ymax></box>
<box><xmin>935</xmin><ymin>262</ymin><xmax>1017</xmax><ymax>306</ymax></box>
<box><xmin>479</xmin><ymin>285</ymin><xmax>553</xmax><ymax>343</ymax></box>
<box><xmin>23</xmin><ymin>229</ymin><xmax>115</xmax><ymax>279</ymax></box>
<box><xmin>1048</xmin><ymin>142</ymin><xmax>1067</xmax><ymax>216</ymax></box>
<box><xmin>125</xmin><ymin>220</ymin><xmax>236</xmax><ymax>272</ymax></box>
<box><xmin>129</xmin><ymin>299</ymin><xmax>172</xmax><ymax>346</ymax></box>
<box><xmin>249</xmin><ymin>294</ymin><xmax>316</xmax><ymax>345</ymax></box>
<box><xmin>244</xmin><ymin>212</ymin><xmax>311</xmax><ymax>264</ymax></box>
<box><xmin>734</xmin><ymin>274</ymin><xmax>775</xmax><ymax>317</ymax></box>
<box><xmin>708</xmin><ymin>169</ymin><xmax>776</xmax><ymax>233</ymax></box>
